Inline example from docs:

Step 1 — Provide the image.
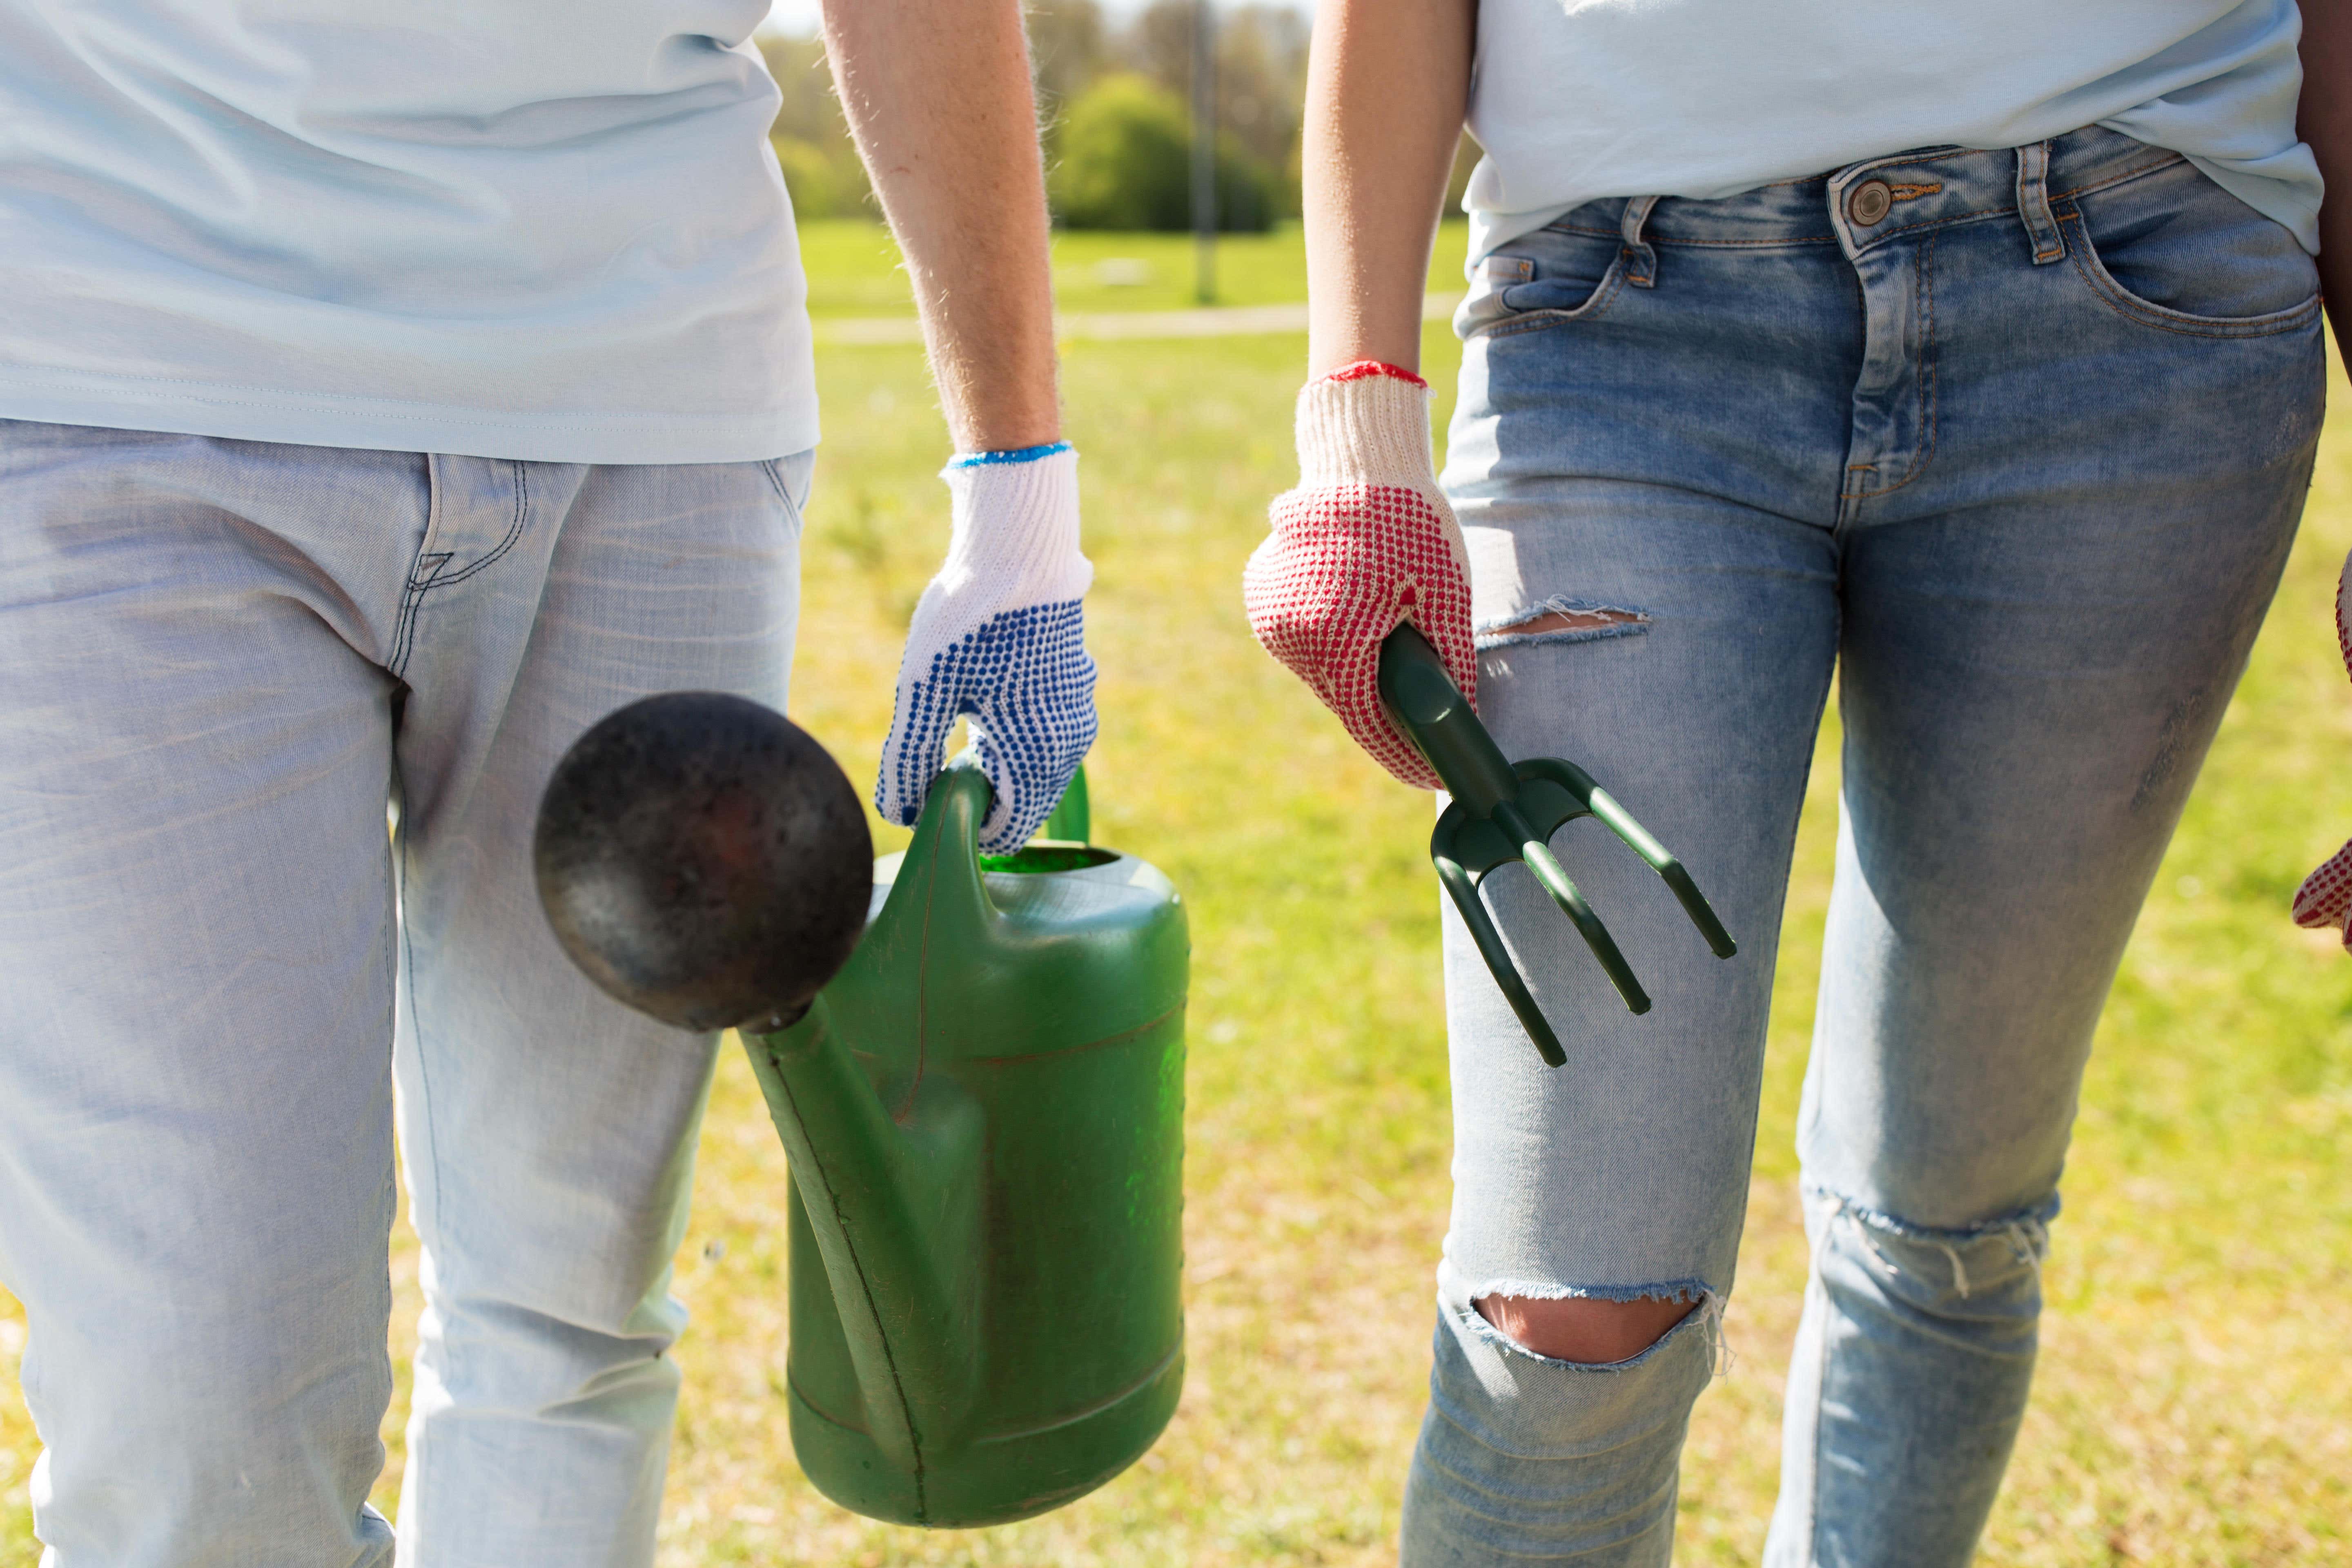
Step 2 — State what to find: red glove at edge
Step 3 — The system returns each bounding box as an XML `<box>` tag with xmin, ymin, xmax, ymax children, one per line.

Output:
<box><xmin>1243</xmin><ymin>362</ymin><xmax>1479</xmax><ymax>790</ymax></box>
<box><xmin>2294</xmin><ymin>552</ymin><xmax>2352</xmax><ymax>947</ymax></box>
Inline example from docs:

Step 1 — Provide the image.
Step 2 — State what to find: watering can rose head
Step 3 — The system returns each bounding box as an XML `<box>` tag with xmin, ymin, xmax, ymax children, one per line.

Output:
<box><xmin>532</xmin><ymin>692</ymin><xmax>874</xmax><ymax>1034</ymax></box>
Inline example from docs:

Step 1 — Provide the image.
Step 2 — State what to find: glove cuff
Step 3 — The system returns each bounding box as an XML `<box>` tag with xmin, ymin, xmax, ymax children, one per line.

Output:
<box><xmin>1295</xmin><ymin>363</ymin><xmax>1438</xmax><ymax>490</ymax></box>
<box><xmin>938</xmin><ymin>443</ymin><xmax>1089</xmax><ymax>604</ymax></box>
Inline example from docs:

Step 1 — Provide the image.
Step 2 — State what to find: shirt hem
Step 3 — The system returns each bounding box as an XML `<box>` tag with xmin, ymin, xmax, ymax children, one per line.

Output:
<box><xmin>0</xmin><ymin>372</ymin><xmax>822</xmax><ymax>466</ymax></box>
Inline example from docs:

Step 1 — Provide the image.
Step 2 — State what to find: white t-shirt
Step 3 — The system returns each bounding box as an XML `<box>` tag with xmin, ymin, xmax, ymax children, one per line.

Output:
<box><xmin>1465</xmin><ymin>0</ymin><xmax>2322</xmax><ymax>264</ymax></box>
<box><xmin>0</xmin><ymin>0</ymin><xmax>817</xmax><ymax>464</ymax></box>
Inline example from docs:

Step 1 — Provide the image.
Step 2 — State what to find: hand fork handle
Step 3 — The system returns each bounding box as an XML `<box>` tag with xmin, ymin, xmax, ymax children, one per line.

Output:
<box><xmin>1378</xmin><ymin>624</ymin><xmax>1738</xmax><ymax>1065</ymax></box>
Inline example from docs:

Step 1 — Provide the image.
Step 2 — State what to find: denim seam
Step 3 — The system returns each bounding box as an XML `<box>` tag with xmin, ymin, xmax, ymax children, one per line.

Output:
<box><xmin>394</xmin><ymin>807</ymin><xmax>448</xmax><ymax>1524</ymax></box>
<box><xmin>1611</xmin><ymin>151</ymin><xmax>2178</xmax><ymax>256</ymax></box>
<box><xmin>2046</xmin><ymin>150</ymin><xmax>2190</xmax><ymax>205</ymax></box>
<box><xmin>423</xmin><ymin>462</ymin><xmax>531</xmax><ymax>593</ymax></box>
<box><xmin>1541</xmin><ymin>148</ymin><xmax>2180</xmax><ymax>255</ymax></box>
<box><xmin>389</xmin><ymin>455</ymin><xmax>449</xmax><ymax>679</ymax></box>
<box><xmin>1544</xmin><ymin>223</ymin><xmax>1842</xmax><ymax>249</ymax></box>
<box><xmin>760</xmin><ymin>456</ymin><xmax>793</xmax><ymax>508</ymax></box>
<box><xmin>761</xmin><ymin>457</ymin><xmax>811</xmax><ymax>540</ymax></box>
<box><xmin>2057</xmin><ymin>208</ymin><xmax>2323</xmax><ymax>339</ymax></box>
<box><xmin>1799</xmin><ymin>1272</ymin><xmax>1826</xmax><ymax>1566</ymax></box>
<box><xmin>1846</xmin><ymin>200</ymin><xmax>2019</xmax><ymax>250</ymax></box>
<box><xmin>1845</xmin><ymin>153</ymin><xmax>2186</xmax><ymax>255</ymax></box>
<box><xmin>390</xmin><ymin>463</ymin><xmax>531</xmax><ymax>678</ymax></box>
<box><xmin>390</xmin><ymin>555</ymin><xmax>449</xmax><ymax>679</ymax></box>
<box><xmin>1844</xmin><ymin>234</ymin><xmax>1938</xmax><ymax>503</ymax></box>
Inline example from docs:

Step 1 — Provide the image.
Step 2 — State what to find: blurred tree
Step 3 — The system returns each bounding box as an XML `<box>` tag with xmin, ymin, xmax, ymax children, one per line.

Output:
<box><xmin>754</xmin><ymin>1</ymin><xmax>1305</xmax><ymax>227</ymax></box>
<box><xmin>1027</xmin><ymin>0</ymin><xmax>1109</xmax><ymax>126</ymax></box>
<box><xmin>1048</xmin><ymin>72</ymin><xmax>1274</xmax><ymax>231</ymax></box>
<box><xmin>1125</xmin><ymin>0</ymin><xmax>1195</xmax><ymax>96</ymax></box>
<box><xmin>756</xmin><ymin>32</ymin><xmax>872</xmax><ymax>218</ymax></box>
<box><xmin>1120</xmin><ymin>1</ymin><xmax>1305</xmax><ymax>219</ymax></box>
<box><xmin>1209</xmin><ymin>7</ymin><xmax>1307</xmax><ymax>177</ymax></box>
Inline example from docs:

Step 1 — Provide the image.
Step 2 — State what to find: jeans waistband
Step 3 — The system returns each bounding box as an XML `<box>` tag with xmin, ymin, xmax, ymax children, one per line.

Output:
<box><xmin>1546</xmin><ymin>125</ymin><xmax>2182</xmax><ymax>259</ymax></box>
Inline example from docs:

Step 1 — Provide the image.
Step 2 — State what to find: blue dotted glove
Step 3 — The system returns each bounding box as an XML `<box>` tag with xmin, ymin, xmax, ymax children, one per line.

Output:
<box><xmin>876</xmin><ymin>443</ymin><xmax>1098</xmax><ymax>853</ymax></box>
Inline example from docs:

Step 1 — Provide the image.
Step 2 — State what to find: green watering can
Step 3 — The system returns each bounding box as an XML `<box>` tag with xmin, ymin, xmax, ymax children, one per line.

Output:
<box><xmin>534</xmin><ymin>695</ymin><xmax>1186</xmax><ymax>1530</ymax></box>
<box><xmin>748</xmin><ymin>761</ymin><xmax>1185</xmax><ymax>1526</ymax></box>
<box><xmin>1376</xmin><ymin>626</ymin><xmax>1738</xmax><ymax>1066</ymax></box>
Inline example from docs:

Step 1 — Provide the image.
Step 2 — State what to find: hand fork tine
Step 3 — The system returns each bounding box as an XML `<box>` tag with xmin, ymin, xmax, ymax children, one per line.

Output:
<box><xmin>1378</xmin><ymin>625</ymin><xmax>1737</xmax><ymax>1066</ymax></box>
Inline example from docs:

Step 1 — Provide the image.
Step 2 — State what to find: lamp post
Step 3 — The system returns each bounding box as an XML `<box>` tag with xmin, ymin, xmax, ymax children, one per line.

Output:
<box><xmin>1191</xmin><ymin>0</ymin><xmax>1216</xmax><ymax>304</ymax></box>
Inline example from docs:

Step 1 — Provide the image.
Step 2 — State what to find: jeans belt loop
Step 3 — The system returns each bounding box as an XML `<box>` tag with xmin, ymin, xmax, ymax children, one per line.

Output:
<box><xmin>1620</xmin><ymin>194</ymin><xmax>1661</xmax><ymax>289</ymax></box>
<box><xmin>2015</xmin><ymin>140</ymin><xmax>2066</xmax><ymax>265</ymax></box>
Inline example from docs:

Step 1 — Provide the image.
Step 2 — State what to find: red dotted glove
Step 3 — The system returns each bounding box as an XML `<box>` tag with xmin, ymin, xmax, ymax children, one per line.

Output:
<box><xmin>1243</xmin><ymin>361</ymin><xmax>1478</xmax><ymax>790</ymax></box>
<box><xmin>2294</xmin><ymin>553</ymin><xmax>2352</xmax><ymax>948</ymax></box>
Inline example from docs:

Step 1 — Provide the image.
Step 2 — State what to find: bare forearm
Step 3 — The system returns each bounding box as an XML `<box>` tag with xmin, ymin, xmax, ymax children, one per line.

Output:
<box><xmin>2301</xmin><ymin>0</ymin><xmax>2352</xmax><ymax>348</ymax></box>
<box><xmin>821</xmin><ymin>0</ymin><xmax>1058</xmax><ymax>450</ymax></box>
<box><xmin>1302</xmin><ymin>0</ymin><xmax>1477</xmax><ymax>376</ymax></box>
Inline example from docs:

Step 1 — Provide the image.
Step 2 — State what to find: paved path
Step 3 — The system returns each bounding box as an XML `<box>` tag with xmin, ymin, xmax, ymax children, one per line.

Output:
<box><xmin>817</xmin><ymin>290</ymin><xmax>1461</xmax><ymax>346</ymax></box>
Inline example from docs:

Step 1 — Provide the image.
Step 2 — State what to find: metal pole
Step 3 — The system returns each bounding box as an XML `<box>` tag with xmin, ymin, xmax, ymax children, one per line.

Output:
<box><xmin>1191</xmin><ymin>0</ymin><xmax>1216</xmax><ymax>304</ymax></box>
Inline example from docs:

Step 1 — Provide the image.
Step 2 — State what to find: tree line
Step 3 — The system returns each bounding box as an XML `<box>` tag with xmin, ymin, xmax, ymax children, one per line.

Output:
<box><xmin>762</xmin><ymin>2</ymin><xmax>1342</xmax><ymax>231</ymax></box>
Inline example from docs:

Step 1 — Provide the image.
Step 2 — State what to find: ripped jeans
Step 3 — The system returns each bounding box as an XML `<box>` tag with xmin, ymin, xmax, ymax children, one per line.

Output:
<box><xmin>1405</xmin><ymin>128</ymin><xmax>2323</xmax><ymax>1565</ymax></box>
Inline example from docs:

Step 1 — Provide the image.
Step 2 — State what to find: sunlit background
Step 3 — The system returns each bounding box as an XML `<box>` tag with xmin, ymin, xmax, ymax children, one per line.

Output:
<box><xmin>3</xmin><ymin>5</ymin><xmax>2349</xmax><ymax>1564</ymax></box>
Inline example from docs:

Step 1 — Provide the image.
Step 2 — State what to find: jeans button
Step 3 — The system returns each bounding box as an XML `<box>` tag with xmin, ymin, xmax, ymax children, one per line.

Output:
<box><xmin>1847</xmin><ymin>179</ymin><xmax>1893</xmax><ymax>226</ymax></box>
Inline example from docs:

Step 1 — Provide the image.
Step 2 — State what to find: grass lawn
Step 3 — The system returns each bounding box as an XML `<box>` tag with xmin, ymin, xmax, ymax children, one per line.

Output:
<box><xmin>798</xmin><ymin>218</ymin><xmax>1470</xmax><ymax>319</ymax></box>
<box><xmin>3</xmin><ymin>231</ymin><xmax>2350</xmax><ymax>1565</ymax></box>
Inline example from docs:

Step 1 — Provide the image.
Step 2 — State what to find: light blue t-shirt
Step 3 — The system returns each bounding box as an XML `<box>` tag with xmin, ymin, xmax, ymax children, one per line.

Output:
<box><xmin>0</xmin><ymin>1</ymin><xmax>816</xmax><ymax>464</ymax></box>
<box><xmin>1465</xmin><ymin>0</ymin><xmax>2322</xmax><ymax>265</ymax></box>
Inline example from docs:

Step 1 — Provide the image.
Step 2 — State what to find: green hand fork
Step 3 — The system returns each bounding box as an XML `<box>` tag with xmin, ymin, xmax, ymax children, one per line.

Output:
<box><xmin>1377</xmin><ymin>624</ymin><xmax>1738</xmax><ymax>1067</ymax></box>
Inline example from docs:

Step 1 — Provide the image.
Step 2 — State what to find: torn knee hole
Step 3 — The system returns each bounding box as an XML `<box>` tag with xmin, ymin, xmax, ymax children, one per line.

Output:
<box><xmin>1475</xmin><ymin>597</ymin><xmax>1649</xmax><ymax>650</ymax></box>
<box><xmin>1815</xmin><ymin>1190</ymin><xmax>2054</xmax><ymax>1304</ymax></box>
<box><xmin>1511</xmin><ymin>607</ymin><xmax>1644</xmax><ymax>636</ymax></box>
<box><xmin>1474</xmin><ymin>1290</ymin><xmax>1701</xmax><ymax>1365</ymax></box>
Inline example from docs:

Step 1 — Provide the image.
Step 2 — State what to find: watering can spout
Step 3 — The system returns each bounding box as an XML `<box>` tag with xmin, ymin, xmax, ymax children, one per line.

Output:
<box><xmin>744</xmin><ymin>1002</ymin><xmax>986</xmax><ymax>1470</ymax></box>
<box><xmin>740</xmin><ymin>767</ymin><xmax>999</xmax><ymax>1472</ymax></box>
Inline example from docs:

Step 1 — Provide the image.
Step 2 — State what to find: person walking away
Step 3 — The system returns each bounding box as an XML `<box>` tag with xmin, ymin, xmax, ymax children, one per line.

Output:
<box><xmin>1246</xmin><ymin>0</ymin><xmax>2348</xmax><ymax>1561</ymax></box>
<box><xmin>0</xmin><ymin>0</ymin><xmax>1095</xmax><ymax>1561</ymax></box>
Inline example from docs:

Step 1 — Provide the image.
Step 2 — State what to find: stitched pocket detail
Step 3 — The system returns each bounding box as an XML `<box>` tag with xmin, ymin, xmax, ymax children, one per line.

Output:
<box><xmin>2058</xmin><ymin>166</ymin><xmax>2320</xmax><ymax>339</ymax></box>
<box><xmin>1459</xmin><ymin>221</ymin><xmax>1629</xmax><ymax>339</ymax></box>
<box><xmin>1473</xmin><ymin>260</ymin><xmax>1629</xmax><ymax>339</ymax></box>
<box><xmin>762</xmin><ymin>456</ymin><xmax>811</xmax><ymax>538</ymax></box>
<box><xmin>389</xmin><ymin>460</ymin><xmax>530</xmax><ymax>678</ymax></box>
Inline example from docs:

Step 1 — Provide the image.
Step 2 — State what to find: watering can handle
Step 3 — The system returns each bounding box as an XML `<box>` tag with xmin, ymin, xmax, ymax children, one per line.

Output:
<box><xmin>1040</xmin><ymin>767</ymin><xmax>1090</xmax><ymax>844</ymax></box>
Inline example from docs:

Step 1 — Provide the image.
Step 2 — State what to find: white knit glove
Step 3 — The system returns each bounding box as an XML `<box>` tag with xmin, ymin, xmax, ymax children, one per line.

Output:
<box><xmin>1243</xmin><ymin>362</ymin><xmax>1478</xmax><ymax>789</ymax></box>
<box><xmin>876</xmin><ymin>443</ymin><xmax>1098</xmax><ymax>854</ymax></box>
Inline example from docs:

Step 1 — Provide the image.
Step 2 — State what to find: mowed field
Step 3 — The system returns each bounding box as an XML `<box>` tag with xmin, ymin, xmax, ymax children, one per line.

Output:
<box><xmin>4</xmin><ymin>223</ymin><xmax>2350</xmax><ymax>1565</ymax></box>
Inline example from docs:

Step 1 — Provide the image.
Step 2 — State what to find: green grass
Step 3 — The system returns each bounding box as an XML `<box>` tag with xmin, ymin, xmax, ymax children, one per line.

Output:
<box><xmin>799</xmin><ymin>218</ymin><xmax>1469</xmax><ymax>318</ymax></box>
<box><xmin>4</xmin><ymin>252</ymin><xmax>2350</xmax><ymax>1566</ymax></box>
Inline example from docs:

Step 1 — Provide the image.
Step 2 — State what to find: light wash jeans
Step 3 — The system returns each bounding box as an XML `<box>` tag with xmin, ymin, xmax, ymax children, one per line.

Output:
<box><xmin>1404</xmin><ymin>128</ymin><xmax>2324</xmax><ymax>1565</ymax></box>
<box><xmin>0</xmin><ymin>423</ymin><xmax>812</xmax><ymax>1566</ymax></box>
